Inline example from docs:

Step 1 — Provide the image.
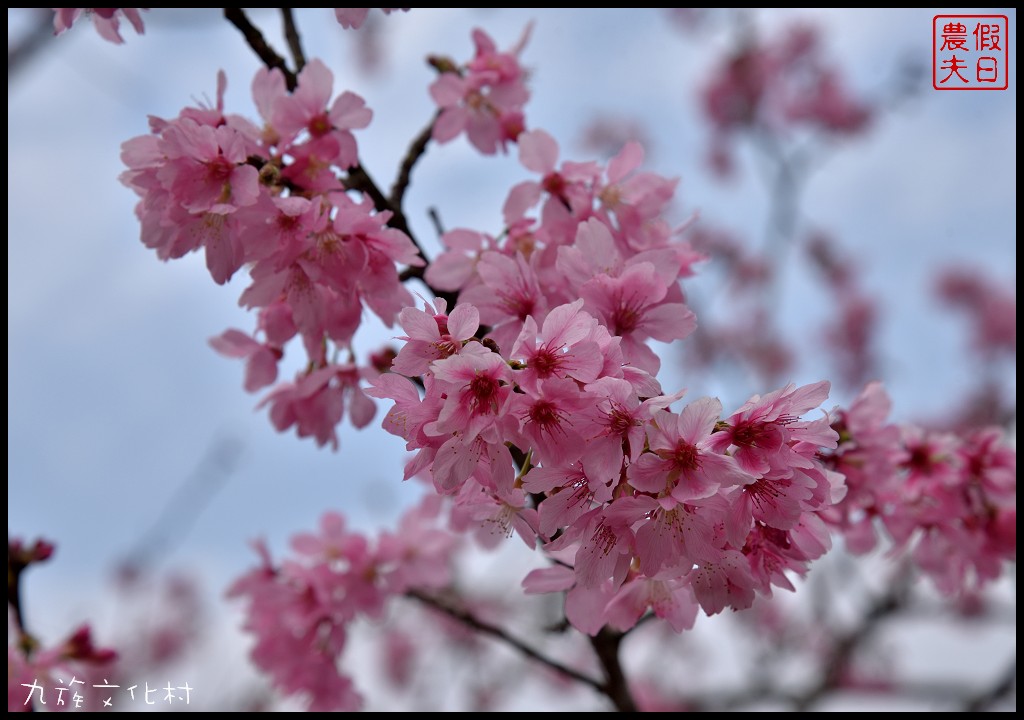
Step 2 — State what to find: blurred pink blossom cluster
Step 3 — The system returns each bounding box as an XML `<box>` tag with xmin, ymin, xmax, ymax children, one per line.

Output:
<box><xmin>822</xmin><ymin>382</ymin><xmax>1016</xmax><ymax>593</ymax></box>
<box><xmin>228</xmin><ymin>497</ymin><xmax>455</xmax><ymax>711</ymax></box>
<box><xmin>52</xmin><ymin>8</ymin><xmax>146</xmax><ymax>43</ymax></box>
<box><xmin>333</xmin><ymin>8</ymin><xmax>408</xmax><ymax>31</ymax></box>
<box><xmin>936</xmin><ymin>266</ymin><xmax>1017</xmax><ymax>358</ymax></box>
<box><xmin>7</xmin><ymin>625</ymin><xmax>118</xmax><ymax>712</ymax></box>
<box><xmin>701</xmin><ymin>23</ymin><xmax>871</xmax><ymax>175</ymax></box>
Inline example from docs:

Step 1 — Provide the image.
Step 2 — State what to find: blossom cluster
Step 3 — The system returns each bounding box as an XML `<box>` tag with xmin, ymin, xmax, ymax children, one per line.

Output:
<box><xmin>334</xmin><ymin>8</ymin><xmax>408</xmax><ymax>31</ymax></box>
<box><xmin>369</xmin><ymin>122</ymin><xmax>847</xmax><ymax>632</ymax></box>
<box><xmin>821</xmin><ymin>382</ymin><xmax>1016</xmax><ymax>594</ymax></box>
<box><xmin>428</xmin><ymin>25</ymin><xmax>532</xmax><ymax>154</ymax></box>
<box><xmin>228</xmin><ymin>497</ymin><xmax>455</xmax><ymax>712</ymax></box>
<box><xmin>117</xmin><ymin>22</ymin><xmax>535</xmax><ymax>450</ymax></box>
<box><xmin>701</xmin><ymin>23</ymin><xmax>872</xmax><ymax>175</ymax></box>
<box><xmin>935</xmin><ymin>266</ymin><xmax>1017</xmax><ymax>359</ymax></box>
<box><xmin>52</xmin><ymin>8</ymin><xmax>146</xmax><ymax>44</ymax></box>
<box><xmin>119</xmin><ymin>58</ymin><xmax>423</xmax><ymax>449</ymax></box>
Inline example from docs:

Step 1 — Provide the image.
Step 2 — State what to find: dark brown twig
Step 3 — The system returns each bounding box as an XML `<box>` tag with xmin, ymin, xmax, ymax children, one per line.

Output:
<box><xmin>791</xmin><ymin>571</ymin><xmax>910</xmax><ymax>711</ymax></box>
<box><xmin>8</xmin><ymin>8</ymin><xmax>54</xmax><ymax>82</ymax></box>
<box><xmin>389</xmin><ymin>112</ymin><xmax>439</xmax><ymax>209</ymax></box>
<box><xmin>428</xmin><ymin>207</ymin><xmax>446</xmax><ymax>238</ymax></box>
<box><xmin>963</xmin><ymin>658</ymin><xmax>1016</xmax><ymax>712</ymax></box>
<box><xmin>8</xmin><ymin>549</ymin><xmax>30</xmax><ymax>646</ymax></box>
<box><xmin>589</xmin><ymin>628</ymin><xmax>639</xmax><ymax>712</ymax></box>
<box><xmin>407</xmin><ymin>589</ymin><xmax>605</xmax><ymax>694</ymax></box>
<box><xmin>8</xmin><ymin>538</ymin><xmax>53</xmax><ymax>658</ymax></box>
<box><xmin>279</xmin><ymin>8</ymin><xmax>306</xmax><ymax>73</ymax></box>
<box><xmin>223</xmin><ymin>8</ymin><xmax>297</xmax><ymax>90</ymax></box>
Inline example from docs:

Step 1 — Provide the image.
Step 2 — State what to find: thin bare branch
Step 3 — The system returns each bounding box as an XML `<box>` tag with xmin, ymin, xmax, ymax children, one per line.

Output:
<box><xmin>791</xmin><ymin>571</ymin><xmax>910</xmax><ymax>711</ymax></box>
<box><xmin>389</xmin><ymin>112</ymin><xmax>439</xmax><ymax>209</ymax></box>
<box><xmin>280</xmin><ymin>8</ymin><xmax>306</xmax><ymax>73</ymax></box>
<box><xmin>963</xmin><ymin>658</ymin><xmax>1016</xmax><ymax>712</ymax></box>
<box><xmin>406</xmin><ymin>589</ymin><xmax>605</xmax><ymax>695</ymax></box>
<box><xmin>8</xmin><ymin>8</ymin><xmax>54</xmax><ymax>82</ymax></box>
<box><xmin>428</xmin><ymin>207</ymin><xmax>445</xmax><ymax>238</ymax></box>
<box><xmin>224</xmin><ymin>8</ymin><xmax>297</xmax><ymax>90</ymax></box>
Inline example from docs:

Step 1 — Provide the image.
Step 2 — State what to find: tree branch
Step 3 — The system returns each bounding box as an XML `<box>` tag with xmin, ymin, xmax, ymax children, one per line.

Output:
<box><xmin>345</xmin><ymin>163</ymin><xmax>400</xmax><ymax>228</ymax></box>
<box><xmin>8</xmin><ymin>8</ymin><xmax>54</xmax><ymax>82</ymax></box>
<box><xmin>224</xmin><ymin>8</ymin><xmax>297</xmax><ymax>90</ymax></box>
<box><xmin>389</xmin><ymin>112</ymin><xmax>439</xmax><ymax>209</ymax></box>
<box><xmin>791</xmin><ymin>572</ymin><xmax>910</xmax><ymax>711</ymax></box>
<box><xmin>406</xmin><ymin>589</ymin><xmax>605</xmax><ymax>695</ymax></box>
<box><xmin>428</xmin><ymin>207</ymin><xmax>446</xmax><ymax>238</ymax></box>
<box><xmin>962</xmin><ymin>658</ymin><xmax>1016</xmax><ymax>712</ymax></box>
<box><xmin>589</xmin><ymin>628</ymin><xmax>639</xmax><ymax>712</ymax></box>
<box><xmin>279</xmin><ymin>8</ymin><xmax>306</xmax><ymax>73</ymax></box>
<box><xmin>8</xmin><ymin>547</ymin><xmax>30</xmax><ymax>647</ymax></box>
<box><xmin>7</xmin><ymin>538</ymin><xmax>53</xmax><ymax>659</ymax></box>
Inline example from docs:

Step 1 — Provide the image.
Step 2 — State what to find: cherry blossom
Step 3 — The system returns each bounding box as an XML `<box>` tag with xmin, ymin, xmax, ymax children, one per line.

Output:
<box><xmin>52</xmin><ymin>8</ymin><xmax>145</xmax><ymax>43</ymax></box>
<box><xmin>429</xmin><ymin>26</ymin><xmax>532</xmax><ymax>154</ymax></box>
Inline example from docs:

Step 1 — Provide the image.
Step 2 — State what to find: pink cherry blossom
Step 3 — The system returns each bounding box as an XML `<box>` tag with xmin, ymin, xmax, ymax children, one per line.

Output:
<box><xmin>8</xmin><ymin>624</ymin><xmax>118</xmax><ymax>712</ymax></box>
<box><xmin>376</xmin><ymin>495</ymin><xmax>456</xmax><ymax>593</ymax></box>
<box><xmin>53</xmin><ymin>8</ymin><xmax>145</xmax><ymax>43</ymax></box>
<box><xmin>604</xmin><ymin>573</ymin><xmax>699</xmax><ymax>633</ymax></box>
<box><xmin>393</xmin><ymin>298</ymin><xmax>481</xmax><ymax>377</ymax></box>
<box><xmin>690</xmin><ymin>549</ymin><xmax>757</xmax><ymax>615</ymax></box>
<box><xmin>510</xmin><ymin>378</ymin><xmax>590</xmax><ymax>468</ymax></box>
<box><xmin>572</xmin><ymin>377</ymin><xmax>679</xmax><ymax>487</ymax></box>
<box><xmin>227</xmin><ymin>539</ymin><xmax>363</xmax><ymax>712</ymax></box>
<box><xmin>596</xmin><ymin>140</ymin><xmax>682</xmax><ymax>253</ymax></box>
<box><xmin>509</xmin><ymin>299</ymin><xmax>602</xmax><ymax>392</ymax></box>
<box><xmin>271</xmin><ymin>59</ymin><xmax>372</xmax><ymax>167</ymax></box>
<box><xmin>708</xmin><ymin>380</ymin><xmax>835</xmax><ymax>477</ymax></box>
<box><xmin>936</xmin><ymin>266</ymin><xmax>1016</xmax><ymax>358</ymax></box>
<box><xmin>209</xmin><ymin>329</ymin><xmax>281</xmax><ymax>393</ymax></box>
<box><xmin>550</xmin><ymin>507</ymin><xmax>635</xmax><ymax>590</ymax></box>
<box><xmin>228</xmin><ymin>494</ymin><xmax>457</xmax><ymax>712</ymax></box>
<box><xmin>579</xmin><ymin>262</ymin><xmax>697</xmax><ymax>374</ymax></box>
<box><xmin>460</xmin><ymin>251</ymin><xmax>549</xmax><ymax>356</ymax></box>
<box><xmin>611</xmin><ymin>494</ymin><xmax>723</xmax><ymax>577</ymax></box>
<box><xmin>450</xmin><ymin>483</ymin><xmax>539</xmax><ymax>549</ymax></box>
<box><xmin>334</xmin><ymin>8</ymin><xmax>408</xmax><ymax>30</ymax></box>
<box><xmin>259</xmin><ymin>363</ymin><xmax>375</xmax><ymax>450</ymax></box>
<box><xmin>523</xmin><ymin>463</ymin><xmax>607</xmax><ymax>539</ymax></box>
<box><xmin>430</xmin><ymin>26</ymin><xmax>532</xmax><ymax>155</ymax></box>
<box><xmin>424</xmin><ymin>228</ymin><xmax>498</xmax><ymax>292</ymax></box>
<box><xmin>504</xmin><ymin>129</ymin><xmax>601</xmax><ymax>226</ymax></box>
<box><xmin>630</xmin><ymin>397</ymin><xmax>754</xmax><ymax>502</ymax></box>
<box><xmin>428</xmin><ymin>350</ymin><xmax>513</xmax><ymax>441</ymax></box>
<box><xmin>819</xmin><ymin>381</ymin><xmax>906</xmax><ymax>552</ymax></box>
